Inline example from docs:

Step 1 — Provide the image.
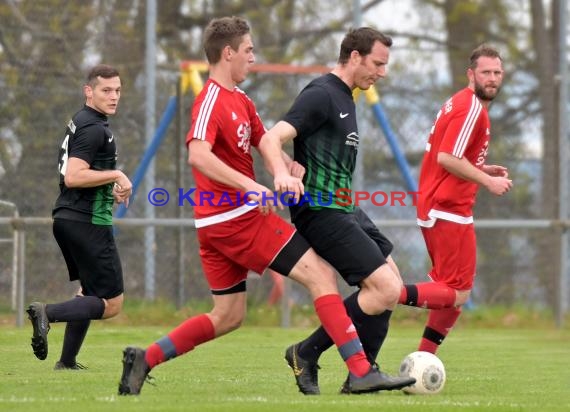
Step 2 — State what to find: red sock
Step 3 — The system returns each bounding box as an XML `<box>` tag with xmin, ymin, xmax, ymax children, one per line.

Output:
<box><xmin>399</xmin><ymin>282</ymin><xmax>456</xmax><ymax>309</ymax></box>
<box><xmin>145</xmin><ymin>314</ymin><xmax>215</xmax><ymax>368</ymax></box>
<box><xmin>314</xmin><ymin>294</ymin><xmax>370</xmax><ymax>377</ymax></box>
<box><xmin>418</xmin><ymin>307</ymin><xmax>462</xmax><ymax>354</ymax></box>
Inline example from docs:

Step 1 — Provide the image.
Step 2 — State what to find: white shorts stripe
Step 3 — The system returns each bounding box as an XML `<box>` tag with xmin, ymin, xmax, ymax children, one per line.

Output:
<box><xmin>417</xmin><ymin>209</ymin><xmax>474</xmax><ymax>228</ymax></box>
<box><xmin>194</xmin><ymin>204</ymin><xmax>258</xmax><ymax>228</ymax></box>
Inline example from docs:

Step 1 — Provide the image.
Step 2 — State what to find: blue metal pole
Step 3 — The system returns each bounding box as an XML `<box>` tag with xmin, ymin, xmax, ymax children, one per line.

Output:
<box><xmin>370</xmin><ymin>102</ymin><xmax>418</xmax><ymax>192</ymax></box>
<box><xmin>116</xmin><ymin>95</ymin><xmax>178</xmax><ymax>218</ymax></box>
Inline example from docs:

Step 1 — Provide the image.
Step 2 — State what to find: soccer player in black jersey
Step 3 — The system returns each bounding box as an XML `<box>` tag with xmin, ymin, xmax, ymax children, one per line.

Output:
<box><xmin>26</xmin><ymin>64</ymin><xmax>132</xmax><ymax>369</ymax></box>
<box><xmin>260</xmin><ymin>27</ymin><xmax>412</xmax><ymax>394</ymax></box>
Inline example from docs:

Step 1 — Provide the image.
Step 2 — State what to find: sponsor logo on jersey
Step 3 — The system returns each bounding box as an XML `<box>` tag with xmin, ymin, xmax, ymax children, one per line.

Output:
<box><xmin>236</xmin><ymin>122</ymin><xmax>252</xmax><ymax>154</ymax></box>
<box><xmin>345</xmin><ymin>132</ymin><xmax>359</xmax><ymax>147</ymax></box>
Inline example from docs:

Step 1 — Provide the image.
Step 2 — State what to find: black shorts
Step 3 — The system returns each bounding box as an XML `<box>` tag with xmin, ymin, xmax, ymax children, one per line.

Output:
<box><xmin>269</xmin><ymin>231</ymin><xmax>311</xmax><ymax>276</ymax></box>
<box><xmin>53</xmin><ymin>218</ymin><xmax>124</xmax><ymax>299</ymax></box>
<box><xmin>293</xmin><ymin>207</ymin><xmax>393</xmax><ymax>286</ymax></box>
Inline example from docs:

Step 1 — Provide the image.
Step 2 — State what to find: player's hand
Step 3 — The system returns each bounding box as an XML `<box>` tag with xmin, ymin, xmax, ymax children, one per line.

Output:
<box><xmin>113</xmin><ymin>183</ymin><xmax>130</xmax><ymax>207</ymax></box>
<box><xmin>247</xmin><ymin>182</ymin><xmax>278</xmax><ymax>215</ymax></box>
<box><xmin>288</xmin><ymin>161</ymin><xmax>305</xmax><ymax>180</ymax></box>
<box><xmin>113</xmin><ymin>172</ymin><xmax>133</xmax><ymax>207</ymax></box>
<box><xmin>483</xmin><ymin>164</ymin><xmax>509</xmax><ymax>178</ymax></box>
<box><xmin>273</xmin><ymin>173</ymin><xmax>304</xmax><ymax>206</ymax></box>
<box><xmin>485</xmin><ymin>176</ymin><xmax>513</xmax><ymax>196</ymax></box>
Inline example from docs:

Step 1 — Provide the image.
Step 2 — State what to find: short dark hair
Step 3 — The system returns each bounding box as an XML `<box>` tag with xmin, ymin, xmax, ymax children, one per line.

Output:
<box><xmin>87</xmin><ymin>64</ymin><xmax>120</xmax><ymax>87</ymax></box>
<box><xmin>338</xmin><ymin>27</ymin><xmax>392</xmax><ymax>64</ymax></box>
<box><xmin>203</xmin><ymin>16</ymin><xmax>251</xmax><ymax>64</ymax></box>
<box><xmin>469</xmin><ymin>44</ymin><xmax>502</xmax><ymax>69</ymax></box>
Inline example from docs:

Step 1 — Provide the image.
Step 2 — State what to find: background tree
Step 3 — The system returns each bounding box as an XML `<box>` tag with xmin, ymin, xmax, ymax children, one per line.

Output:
<box><xmin>0</xmin><ymin>0</ymin><xmax>565</xmax><ymax>315</ymax></box>
<box><xmin>360</xmin><ymin>0</ymin><xmax>560</xmax><ymax>311</ymax></box>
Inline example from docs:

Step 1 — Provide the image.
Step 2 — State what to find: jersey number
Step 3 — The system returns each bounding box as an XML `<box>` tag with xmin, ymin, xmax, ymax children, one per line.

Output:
<box><xmin>58</xmin><ymin>134</ymin><xmax>69</xmax><ymax>176</ymax></box>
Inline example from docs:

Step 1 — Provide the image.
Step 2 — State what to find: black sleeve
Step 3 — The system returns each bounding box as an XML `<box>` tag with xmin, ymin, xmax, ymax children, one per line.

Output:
<box><xmin>69</xmin><ymin>124</ymin><xmax>105</xmax><ymax>166</ymax></box>
<box><xmin>282</xmin><ymin>85</ymin><xmax>330</xmax><ymax>138</ymax></box>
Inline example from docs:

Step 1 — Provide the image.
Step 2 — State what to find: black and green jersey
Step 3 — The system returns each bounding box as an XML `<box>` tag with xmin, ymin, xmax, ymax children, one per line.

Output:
<box><xmin>283</xmin><ymin>73</ymin><xmax>358</xmax><ymax>220</ymax></box>
<box><xmin>53</xmin><ymin>105</ymin><xmax>117</xmax><ymax>225</ymax></box>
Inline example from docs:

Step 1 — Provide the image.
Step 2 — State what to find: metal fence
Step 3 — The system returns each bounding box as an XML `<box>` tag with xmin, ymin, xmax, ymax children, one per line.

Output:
<box><xmin>1</xmin><ymin>214</ymin><xmax>568</xmax><ymax>328</ymax></box>
<box><xmin>1</xmin><ymin>2</ymin><xmax>568</xmax><ymax>329</ymax></box>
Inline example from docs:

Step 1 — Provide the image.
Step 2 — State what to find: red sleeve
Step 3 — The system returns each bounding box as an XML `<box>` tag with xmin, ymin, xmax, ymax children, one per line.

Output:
<box><xmin>186</xmin><ymin>81</ymin><xmax>221</xmax><ymax>147</ymax></box>
<box><xmin>439</xmin><ymin>93</ymin><xmax>483</xmax><ymax>159</ymax></box>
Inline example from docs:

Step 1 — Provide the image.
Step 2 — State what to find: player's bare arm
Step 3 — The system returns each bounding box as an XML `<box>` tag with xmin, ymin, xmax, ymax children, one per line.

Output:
<box><xmin>288</xmin><ymin>160</ymin><xmax>305</xmax><ymax>180</ymax></box>
<box><xmin>188</xmin><ymin>139</ymin><xmax>278</xmax><ymax>214</ymax></box>
<box><xmin>64</xmin><ymin>157</ymin><xmax>132</xmax><ymax>192</ymax></box>
<box><xmin>437</xmin><ymin>152</ymin><xmax>512</xmax><ymax>195</ymax></box>
<box><xmin>280</xmin><ymin>150</ymin><xmax>305</xmax><ymax>179</ymax></box>
<box><xmin>258</xmin><ymin>121</ymin><xmax>304</xmax><ymax>203</ymax></box>
<box><xmin>482</xmin><ymin>164</ymin><xmax>509</xmax><ymax>178</ymax></box>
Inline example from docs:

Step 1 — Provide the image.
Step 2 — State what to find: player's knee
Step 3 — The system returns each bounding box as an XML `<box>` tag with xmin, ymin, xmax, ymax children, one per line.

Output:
<box><xmin>384</xmin><ymin>279</ymin><xmax>402</xmax><ymax>305</ymax></box>
<box><xmin>225</xmin><ymin>316</ymin><xmax>244</xmax><ymax>332</ymax></box>
<box><xmin>211</xmin><ymin>311</ymin><xmax>245</xmax><ymax>334</ymax></box>
<box><xmin>365</xmin><ymin>267</ymin><xmax>401</xmax><ymax>306</ymax></box>
<box><xmin>357</xmin><ymin>287</ymin><xmax>395</xmax><ymax>314</ymax></box>
<box><xmin>373</xmin><ymin>281</ymin><xmax>400</xmax><ymax>310</ymax></box>
<box><xmin>102</xmin><ymin>295</ymin><xmax>123</xmax><ymax>319</ymax></box>
<box><xmin>455</xmin><ymin>290</ymin><xmax>471</xmax><ymax>306</ymax></box>
<box><xmin>226</xmin><ymin>308</ymin><xmax>245</xmax><ymax>330</ymax></box>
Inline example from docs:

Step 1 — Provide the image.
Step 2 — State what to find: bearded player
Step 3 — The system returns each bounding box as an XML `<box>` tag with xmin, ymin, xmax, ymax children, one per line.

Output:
<box><xmin>399</xmin><ymin>44</ymin><xmax>513</xmax><ymax>353</ymax></box>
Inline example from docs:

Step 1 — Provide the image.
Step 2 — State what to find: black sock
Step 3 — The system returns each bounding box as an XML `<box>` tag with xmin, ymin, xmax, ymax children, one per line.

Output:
<box><xmin>296</xmin><ymin>325</ymin><xmax>334</xmax><ymax>363</ymax></box>
<box><xmin>59</xmin><ymin>319</ymin><xmax>91</xmax><ymax>366</ymax></box>
<box><xmin>45</xmin><ymin>296</ymin><xmax>105</xmax><ymax>323</ymax></box>
<box><xmin>341</xmin><ymin>292</ymin><xmax>393</xmax><ymax>364</ymax></box>
<box><xmin>360</xmin><ymin>309</ymin><xmax>392</xmax><ymax>364</ymax></box>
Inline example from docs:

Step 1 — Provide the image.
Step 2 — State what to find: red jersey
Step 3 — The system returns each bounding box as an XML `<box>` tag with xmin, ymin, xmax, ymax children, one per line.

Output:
<box><xmin>186</xmin><ymin>79</ymin><xmax>266</xmax><ymax>222</ymax></box>
<box><xmin>417</xmin><ymin>87</ymin><xmax>490</xmax><ymax>227</ymax></box>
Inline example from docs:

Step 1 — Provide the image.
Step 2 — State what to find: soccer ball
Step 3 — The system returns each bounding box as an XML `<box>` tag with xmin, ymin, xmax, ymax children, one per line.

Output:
<box><xmin>399</xmin><ymin>351</ymin><xmax>446</xmax><ymax>395</ymax></box>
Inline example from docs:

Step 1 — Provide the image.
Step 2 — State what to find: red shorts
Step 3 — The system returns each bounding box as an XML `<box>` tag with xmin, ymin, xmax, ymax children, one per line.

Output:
<box><xmin>421</xmin><ymin>219</ymin><xmax>476</xmax><ymax>290</ymax></box>
<box><xmin>197</xmin><ymin>210</ymin><xmax>295</xmax><ymax>292</ymax></box>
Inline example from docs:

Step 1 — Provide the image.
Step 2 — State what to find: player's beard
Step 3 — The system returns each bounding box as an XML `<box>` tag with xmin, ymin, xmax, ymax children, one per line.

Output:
<box><xmin>474</xmin><ymin>81</ymin><xmax>500</xmax><ymax>101</ymax></box>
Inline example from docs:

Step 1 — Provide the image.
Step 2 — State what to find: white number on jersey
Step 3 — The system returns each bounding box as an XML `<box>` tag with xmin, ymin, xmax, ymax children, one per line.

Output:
<box><xmin>59</xmin><ymin>134</ymin><xmax>69</xmax><ymax>176</ymax></box>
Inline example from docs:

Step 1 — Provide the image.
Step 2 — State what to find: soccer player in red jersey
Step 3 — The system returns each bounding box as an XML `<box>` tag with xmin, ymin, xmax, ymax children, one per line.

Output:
<box><xmin>118</xmin><ymin>16</ymin><xmax>411</xmax><ymax>396</ymax></box>
<box><xmin>399</xmin><ymin>44</ymin><xmax>513</xmax><ymax>353</ymax></box>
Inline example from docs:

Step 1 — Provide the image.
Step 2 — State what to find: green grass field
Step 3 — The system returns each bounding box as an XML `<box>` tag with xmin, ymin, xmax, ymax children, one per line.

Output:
<box><xmin>1</xmin><ymin>320</ymin><xmax>569</xmax><ymax>412</ymax></box>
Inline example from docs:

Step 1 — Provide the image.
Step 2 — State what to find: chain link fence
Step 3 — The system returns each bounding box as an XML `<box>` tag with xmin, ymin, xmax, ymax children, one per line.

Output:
<box><xmin>0</xmin><ymin>1</ymin><xmax>568</xmax><ymax>327</ymax></box>
<box><xmin>0</xmin><ymin>215</ymin><xmax>563</xmax><ymax>327</ymax></box>
<box><xmin>1</xmin><ymin>69</ymin><xmax>568</xmax><ymax>324</ymax></box>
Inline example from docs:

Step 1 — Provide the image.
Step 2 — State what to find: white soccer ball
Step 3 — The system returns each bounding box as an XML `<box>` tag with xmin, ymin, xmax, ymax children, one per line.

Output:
<box><xmin>399</xmin><ymin>351</ymin><xmax>446</xmax><ymax>395</ymax></box>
